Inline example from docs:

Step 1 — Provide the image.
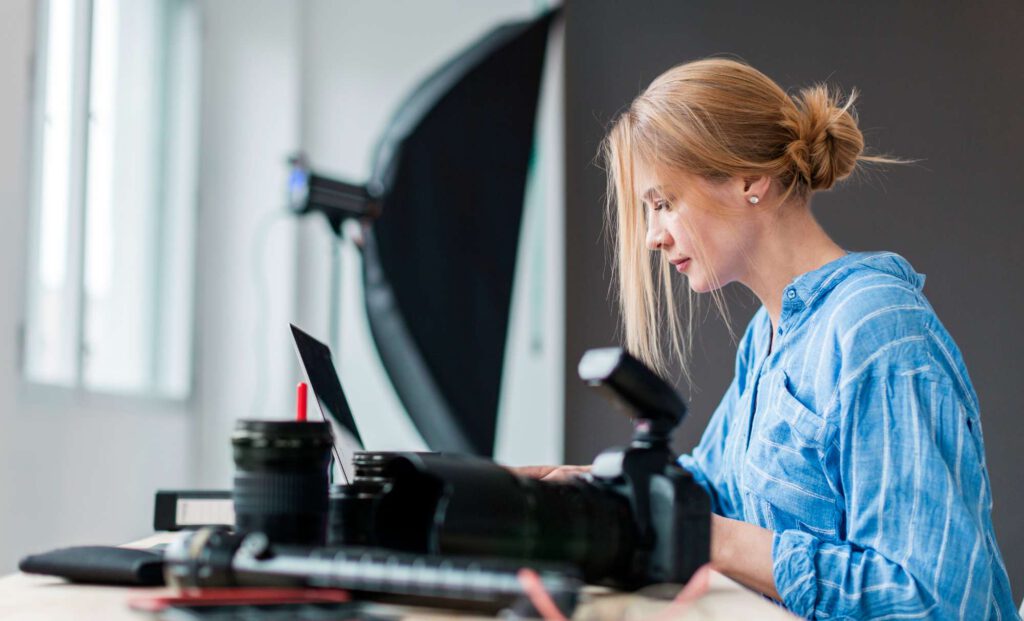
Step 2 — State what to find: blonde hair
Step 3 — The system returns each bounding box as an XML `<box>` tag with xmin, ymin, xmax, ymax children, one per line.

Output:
<box><xmin>602</xmin><ymin>57</ymin><xmax>898</xmax><ymax>377</ymax></box>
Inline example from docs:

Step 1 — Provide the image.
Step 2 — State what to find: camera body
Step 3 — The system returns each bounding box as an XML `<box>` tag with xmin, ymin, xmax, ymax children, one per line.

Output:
<box><xmin>587</xmin><ymin>442</ymin><xmax>710</xmax><ymax>587</ymax></box>
<box><xmin>330</xmin><ymin>348</ymin><xmax>710</xmax><ymax>587</ymax></box>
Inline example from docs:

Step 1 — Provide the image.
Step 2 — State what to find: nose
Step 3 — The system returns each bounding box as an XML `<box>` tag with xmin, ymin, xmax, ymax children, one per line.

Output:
<box><xmin>646</xmin><ymin>220</ymin><xmax>671</xmax><ymax>252</ymax></box>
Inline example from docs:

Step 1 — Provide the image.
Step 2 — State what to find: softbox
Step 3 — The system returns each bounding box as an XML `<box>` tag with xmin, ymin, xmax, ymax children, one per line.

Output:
<box><xmin>361</xmin><ymin>10</ymin><xmax>558</xmax><ymax>456</ymax></box>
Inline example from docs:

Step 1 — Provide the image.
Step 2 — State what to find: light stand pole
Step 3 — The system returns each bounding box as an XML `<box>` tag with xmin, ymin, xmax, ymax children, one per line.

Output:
<box><xmin>287</xmin><ymin>153</ymin><xmax>380</xmax><ymax>353</ymax></box>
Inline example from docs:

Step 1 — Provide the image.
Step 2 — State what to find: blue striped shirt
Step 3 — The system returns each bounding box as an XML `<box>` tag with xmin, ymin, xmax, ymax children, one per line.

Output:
<box><xmin>679</xmin><ymin>251</ymin><xmax>1017</xmax><ymax>620</ymax></box>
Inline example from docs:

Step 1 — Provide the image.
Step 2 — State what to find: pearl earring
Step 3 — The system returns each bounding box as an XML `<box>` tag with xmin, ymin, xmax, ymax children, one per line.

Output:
<box><xmin>748</xmin><ymin>196</ymin><xmax>760</xmax><ymax>204</ymax></box>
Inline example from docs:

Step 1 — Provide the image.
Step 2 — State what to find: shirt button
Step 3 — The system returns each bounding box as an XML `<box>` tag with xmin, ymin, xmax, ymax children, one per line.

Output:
<box><xmin>786</xmin><ymin>289</ymin><xmax>797</xmax><ymax>300</ymax></box>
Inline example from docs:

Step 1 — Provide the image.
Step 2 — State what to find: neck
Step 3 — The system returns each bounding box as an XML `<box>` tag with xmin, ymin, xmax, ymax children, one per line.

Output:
<box><xmin>739</xmin><ymin>206</ymin><xmax>845</xmax><ymax>336</ymax></box>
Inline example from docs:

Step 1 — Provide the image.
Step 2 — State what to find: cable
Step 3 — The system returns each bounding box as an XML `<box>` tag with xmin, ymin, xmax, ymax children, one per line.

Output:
<box><xmin>249</xmin><ymin>209</ymin><xmax>292</xmax><ymax>419</ymax></box>
<box><xmin>516</xmin><ymin>568</ymin><xmax>570</xmax><ymax>621</ymax></box>
<box><xmin>647</xmin><ymin>563</ymin><xmax>712</xmax><ymax>621</ymax></box>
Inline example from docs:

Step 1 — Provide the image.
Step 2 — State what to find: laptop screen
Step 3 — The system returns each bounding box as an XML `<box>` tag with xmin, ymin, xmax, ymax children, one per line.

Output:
<box><xmin>290</xmin><ymin>323</ymin><xmax>364</xmax><ymax>450</ymax></box>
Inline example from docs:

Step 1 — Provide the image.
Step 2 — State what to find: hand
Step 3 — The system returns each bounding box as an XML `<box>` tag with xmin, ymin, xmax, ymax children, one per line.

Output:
<box><xmin>508</xmin><ymin>465</ymin><xmax>592</xmax><ymax>482</ymax></box>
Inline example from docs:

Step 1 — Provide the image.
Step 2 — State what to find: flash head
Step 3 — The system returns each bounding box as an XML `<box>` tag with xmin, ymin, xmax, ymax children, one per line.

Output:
<box><xmin>578</xmin><ymin>347</ymin><xmax>687</xmax><ymax>440</ymax></box>
<box><xmin>288</xmin><ymin>153</ymin><xmax>380</xmax><ymax>236</ymax></box>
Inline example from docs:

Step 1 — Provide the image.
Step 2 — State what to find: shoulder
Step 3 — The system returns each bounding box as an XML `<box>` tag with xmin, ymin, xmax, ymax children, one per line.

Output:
<box><xmin>814</xmin><ymin>253</ymin><xmax>935</xmax><ymax>369</ymax></box>
<box><xmin>821</xmin><ymin>255</ymin><xmax>929</xmax><ymax>333</ymax></box>
<box><xmin>810</xmin><ymin>253</ymin><xmax>978</xmax><ymax>412</ymax></box>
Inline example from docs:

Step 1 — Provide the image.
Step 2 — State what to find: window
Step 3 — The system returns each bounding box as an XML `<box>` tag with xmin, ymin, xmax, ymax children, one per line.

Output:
<box><xmin>23</xmin><ymin>0</ymin><xmax>200</xmax><ymax>398</ymax></box>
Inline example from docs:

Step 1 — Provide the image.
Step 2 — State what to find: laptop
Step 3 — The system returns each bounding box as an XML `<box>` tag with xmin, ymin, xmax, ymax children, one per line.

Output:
<box><xmin>290</xmin><ymin>323</ymin><xmax>365</xmax><ymax>453</ymax></box>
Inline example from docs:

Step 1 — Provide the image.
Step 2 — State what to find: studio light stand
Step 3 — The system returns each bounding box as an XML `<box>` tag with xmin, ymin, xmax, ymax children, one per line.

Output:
<box><xmin>286</xmin><ymin>153</ymin><xmax>380</xmax><ymax>352</ymax></box>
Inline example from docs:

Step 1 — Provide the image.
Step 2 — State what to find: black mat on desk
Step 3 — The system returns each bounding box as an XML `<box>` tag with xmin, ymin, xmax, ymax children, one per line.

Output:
<box><xmin>19</xmin><ymin>545</ymin><xmax>164</xmax><ymax>586</ymax></box>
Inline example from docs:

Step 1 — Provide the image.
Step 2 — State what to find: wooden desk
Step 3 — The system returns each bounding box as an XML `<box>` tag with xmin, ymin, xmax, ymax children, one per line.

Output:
<box><xmin>0</xmin><ymin>535</ymin><xmax>797</xmax><ymax>620</ymax></box>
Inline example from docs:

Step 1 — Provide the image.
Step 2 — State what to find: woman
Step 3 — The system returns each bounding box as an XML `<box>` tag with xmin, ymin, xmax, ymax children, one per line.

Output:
<box><xmin>527</xmin><ymin>58</ymin><xmax>1017</xmax><ymax>619</ymax></box>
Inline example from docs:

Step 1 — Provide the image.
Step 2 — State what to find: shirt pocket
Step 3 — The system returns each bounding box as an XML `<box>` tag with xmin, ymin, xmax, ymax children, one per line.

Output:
<box><xmin>742</xmin><ymin>370</ymin><xmax>840</xmax><ymax>539</ymax></box>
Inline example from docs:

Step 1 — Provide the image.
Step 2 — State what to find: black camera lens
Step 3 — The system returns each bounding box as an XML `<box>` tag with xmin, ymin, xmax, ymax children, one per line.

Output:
<box><xmin>231</xmin><ymin>420</ymin><xmax>334</xmax><ymax>545</ymax></box>
<box><xmin>352</xmin><ymin>453</ymin><xmax>637</xmax><ymax>583</ymax></box>
<box><xmin>327</xmin><ymin>479</ymin><xmax>384</xmax><ymax>546</ymax></box>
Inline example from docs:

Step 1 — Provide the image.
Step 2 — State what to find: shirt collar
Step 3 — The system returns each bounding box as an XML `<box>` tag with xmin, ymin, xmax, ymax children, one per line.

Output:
<box><xmin>779</xmin><ymin>251</ymin><xmax>926</xmax><ymax>326</ymax></box>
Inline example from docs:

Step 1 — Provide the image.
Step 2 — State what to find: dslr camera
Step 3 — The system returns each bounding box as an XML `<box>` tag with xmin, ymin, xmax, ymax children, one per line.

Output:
<box><xmin>165</xmin><ymin>347</ymin><xmax>710</xmax><ymax>606</ymax></box>
<box><xmin>330</xmin><ymin>347</ymin><xmax>710</xmax><ymax>588</ymax></box>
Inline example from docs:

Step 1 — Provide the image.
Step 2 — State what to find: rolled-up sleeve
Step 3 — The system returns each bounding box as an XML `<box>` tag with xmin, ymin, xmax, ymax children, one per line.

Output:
<box><xmin>772</xmin><ymin>362</ymin><xmax>1000</xmax><ymax>619</ymax></box>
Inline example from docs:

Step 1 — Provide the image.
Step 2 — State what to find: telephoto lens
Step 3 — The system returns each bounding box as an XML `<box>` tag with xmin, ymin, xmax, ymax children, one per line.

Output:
<box><xmin>231</xmin><ymin>420</ymin><xmax>334</xmax><ymax>545</ymax></box>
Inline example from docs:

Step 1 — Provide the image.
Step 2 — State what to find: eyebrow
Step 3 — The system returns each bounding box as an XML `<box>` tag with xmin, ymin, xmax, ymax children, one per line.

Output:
<box><xmin>641</xmin><ymin>186</ymin><xmax>673</xmax><ymax>205</ymax></box>
<box><xmin>641</xmin><ymin>186</ymin><xmax>664</xmax><ymax>203</ymax></box>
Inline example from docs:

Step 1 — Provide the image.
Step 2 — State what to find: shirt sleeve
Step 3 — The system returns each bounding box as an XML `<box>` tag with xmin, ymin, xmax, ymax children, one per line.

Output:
<box><xmin>678</xmin><ymin>373</ymin><xmax>738</xmax><ymax>516</ymax></box>
<box><xmin>678</xmin><ymin>310</ymin><xmax>762</xmax><ymax>518</ymax></box>
<box><xmin>772</xmin><ymin>362</ymin><xmax>999</xmax><ymax>619</ymax></box>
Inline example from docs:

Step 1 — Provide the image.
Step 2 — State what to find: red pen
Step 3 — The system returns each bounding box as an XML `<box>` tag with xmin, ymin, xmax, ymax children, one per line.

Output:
<box><xmin>296</xmin><ymin>382</ymin><xmax>308</xmax><ymax>422</ymax></box>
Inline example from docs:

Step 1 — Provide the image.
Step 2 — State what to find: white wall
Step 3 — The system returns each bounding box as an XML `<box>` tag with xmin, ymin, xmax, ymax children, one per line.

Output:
<box><xmin>0</xmin><ymin>0</ymin><xmax>37</xmax><ymax>571</ymax></box>
<box><xmin>192</xmin><ymin>0</ymin><xmax>303</xmax><ymax>488</ymax></box>
<box><xmin>0</xmin><ymin>0</ymin><xmax>192</xmax><ymax>572</ymax></box>
<box><xmin>0</xmin><ymin>0</ymin><xmax>305</xmax><ymax>571</ymax></box>
<box><xmin>493</xmin><ymin>17</ymin><xmax>565</xmax><ymax>466</ymax></box>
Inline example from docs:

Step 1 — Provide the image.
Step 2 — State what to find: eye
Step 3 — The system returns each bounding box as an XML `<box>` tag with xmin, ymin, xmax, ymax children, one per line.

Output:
<box><xmin>653</xmin><ymin>199</ymin><xmax>670</xmax><ymax>212</ymax></box>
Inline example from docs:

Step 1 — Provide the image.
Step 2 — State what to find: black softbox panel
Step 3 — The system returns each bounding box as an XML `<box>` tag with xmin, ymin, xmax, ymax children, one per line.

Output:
<box><xmin>362</xmin><ymin>11</ymin><xmax>558</xmax><ymax>456</ymax></box>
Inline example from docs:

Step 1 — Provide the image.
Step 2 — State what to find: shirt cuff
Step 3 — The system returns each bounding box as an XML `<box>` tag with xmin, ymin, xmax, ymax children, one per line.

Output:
<box><xmin>677</xmin><ymin>454</ymin><xmax>703</xmax><ymax>483</ymax></box>
<box><xmin>772</xmin><ymin>529</ymin><xmax>819</xmax><ymax>617</ymax></box>
<box><xmin>677</xmin><ymin>455</ymin><xmax>719</xmax><ymax>514</ymax></box>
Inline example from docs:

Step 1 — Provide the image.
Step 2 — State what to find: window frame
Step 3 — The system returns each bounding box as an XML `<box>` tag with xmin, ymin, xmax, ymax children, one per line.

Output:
<box><xmin>21</xmin><ymin>0</ymin><xmax>199</xmax><ymax>404</ymax></box>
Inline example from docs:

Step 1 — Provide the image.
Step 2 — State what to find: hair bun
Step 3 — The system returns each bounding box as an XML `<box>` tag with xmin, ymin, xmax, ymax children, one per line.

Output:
<box><xmin>780</xmin><ymin>85</ymin><xmax>865</xmax><ymax>191</ymax></box>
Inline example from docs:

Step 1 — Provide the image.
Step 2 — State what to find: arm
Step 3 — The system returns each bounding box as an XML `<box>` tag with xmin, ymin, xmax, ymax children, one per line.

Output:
<box><xmin>711</xmin><ymin>514</ymin><xmax>780</xmax><ymax>599</ymax></box>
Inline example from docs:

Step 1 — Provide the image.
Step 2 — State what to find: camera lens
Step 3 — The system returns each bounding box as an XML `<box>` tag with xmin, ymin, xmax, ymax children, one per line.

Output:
<box><xmin>362</xmin><ymin>453</ymin><xmax>636</xmax><ymax>582</ymax></box>
<box><xmin>327</xmin><ymin>479</ymin><xmax>386</xmax><ymax>546</ymax></box>
<box><xmin>231</xmin><ymin>420</ymin><xmax>334</xmax><ymax>545</ymax></box>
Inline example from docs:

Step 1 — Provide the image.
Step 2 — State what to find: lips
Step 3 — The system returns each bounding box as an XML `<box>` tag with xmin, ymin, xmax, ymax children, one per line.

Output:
<box><xmin>670</xmin><ymin>257</ymin><xmax>691</xmax><ymax>273</ymax></box>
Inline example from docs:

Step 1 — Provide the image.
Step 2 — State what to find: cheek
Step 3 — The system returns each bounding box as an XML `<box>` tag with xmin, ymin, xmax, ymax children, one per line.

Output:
<box><xmin>681</xmin><ymin>222</ymin><xmax>737</xmax><ymax>291</ymax></box>
<box><xmin>666</xmin><ymin>205</ymin><xmax>739</xmax><ymax>291</ymax></box>
<box><xmin>664</xmin><ymin>216</ymin><xmax>690</xmax><ymax>247</ymax></box>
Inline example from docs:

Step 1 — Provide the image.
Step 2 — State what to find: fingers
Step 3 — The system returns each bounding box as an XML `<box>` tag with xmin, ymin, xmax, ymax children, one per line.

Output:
<box><xmin>509</xmin><ymin>465</ymin><xmax>560</xmax><ymax>479</ymax></box>
<box><xmin>507</xmin><ymin>465</ymin><xmax>593</xmax><ymax>482</ymax></box>
<box><xmin>540</xmin><ymin>465</ymin><xmax>592</xmax><ymax>482</ymax></box>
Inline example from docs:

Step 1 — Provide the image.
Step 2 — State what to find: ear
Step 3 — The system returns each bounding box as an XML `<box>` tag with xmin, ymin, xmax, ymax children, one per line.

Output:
<box><xmin>740</xmin><ymin>175</ymin><xmax>772</xmax><ymax>206</ymax></box>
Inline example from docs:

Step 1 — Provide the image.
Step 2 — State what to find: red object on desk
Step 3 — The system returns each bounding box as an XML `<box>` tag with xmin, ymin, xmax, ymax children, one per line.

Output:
<box><xmin>128</xmin><ymin>588</ymin><xmax>351</xmax><ymax>612</ymax></box>
<box><xmin>297</xmin><ymin>382</ymin><xmax>308</xmax><ymax>422</ymax></box>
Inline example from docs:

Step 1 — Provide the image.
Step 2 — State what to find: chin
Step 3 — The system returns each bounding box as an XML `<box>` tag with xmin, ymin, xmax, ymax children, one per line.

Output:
<box><xmin>686</xmin><ymin>270</ymin><xmax>721</xmax><ymax>294</ymax></box>
<box><xmin>689</xmin><ymin>280</ymin><xmax>713</xmax><ymax>294</ymax></box>
<box><xmin>683</xmin><ymin>273</ymin><xmax>708</xmax><ymax>293</ymax></box>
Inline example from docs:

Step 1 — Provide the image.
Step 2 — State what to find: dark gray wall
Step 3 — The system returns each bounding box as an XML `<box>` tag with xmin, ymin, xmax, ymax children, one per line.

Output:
<box><xmin>563</xmin><ymin>0</ymin><xmax>1024</xmax><ymax>598</ymax></box>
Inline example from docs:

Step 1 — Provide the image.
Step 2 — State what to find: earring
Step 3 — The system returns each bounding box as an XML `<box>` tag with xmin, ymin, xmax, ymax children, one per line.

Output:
<box><xmin>748</xmin><ymin>195</ymin><xmax>760</xmax><ymax>204</ymax></box>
